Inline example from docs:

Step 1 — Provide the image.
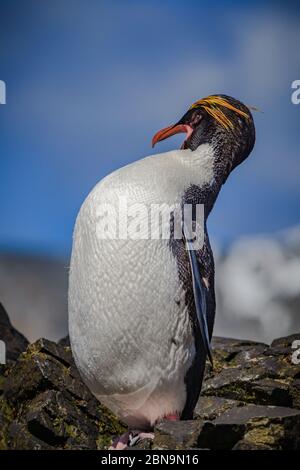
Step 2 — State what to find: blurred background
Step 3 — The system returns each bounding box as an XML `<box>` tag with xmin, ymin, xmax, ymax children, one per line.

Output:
<box><xmin>0</xmin><ymin>0</ymin><xmax>299</xmax><ymax>344</ymax></box>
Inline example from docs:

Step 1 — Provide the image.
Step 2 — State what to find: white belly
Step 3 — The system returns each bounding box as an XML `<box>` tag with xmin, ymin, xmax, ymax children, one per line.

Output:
<box><xmin>69</xmin><ymin>238</ymin><xmax>194</xmax><ymax>427</ymax></box>
<box><xmin>68</xmin><ymin>146</ymin><xmax>214</xmax><ymax>427</ymax></box>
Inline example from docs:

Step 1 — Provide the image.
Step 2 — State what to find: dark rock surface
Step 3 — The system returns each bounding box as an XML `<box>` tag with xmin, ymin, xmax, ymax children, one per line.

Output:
<box><xmin>58</xmin><ymin>335</ymin><xmax>70</xmax><ymax>348</ymax></box>
<box><xmin>198</xmin><ymin>405</ymin><xmax>300</xmax><ymax>450</ymax></box>
<box><xmin>1</xmin><ymin>305</ymin><xmax>300</xmax><ymax>450</ymax></box>
<box><xmin>0</xmin><ymin>306</ymin><xmax>125</xmax><ymax>450</ymax></box>
<box><xmin>153</xmin><ymin>420</ymin><xmax>204</xmax><ymax>450</ymax></box>
<box><xmin>202</xmin><ymin>336</ymin><xmax>300</xmax><ymax>410</ymax></box>
<box><xmin>194</xmin><ymin>396</ymin><xmax>243</xmax><ymax>421</ymax></box>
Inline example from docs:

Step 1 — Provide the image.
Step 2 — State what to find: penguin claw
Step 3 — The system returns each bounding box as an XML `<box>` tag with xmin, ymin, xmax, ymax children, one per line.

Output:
<box><xmin>128</xmin><ymin>431</ymin><xmax>154</xmax><ymax>447</ymax></box>
<box><xmin>109</xmin><ymin>431</ymin><xmax>131</xmax><ymax>450</ymax></box>
<box><xmin>109</xmin><ymin>431</ymin><xmax>154</xmax><ymax>450</ymax></box>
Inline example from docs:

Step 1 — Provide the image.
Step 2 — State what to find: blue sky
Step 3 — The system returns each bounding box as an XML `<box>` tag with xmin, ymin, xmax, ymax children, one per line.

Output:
<box><xmin>0</xmin><ymin>0</ymin><xmax>299</xmax><ymax>257</ymax></box>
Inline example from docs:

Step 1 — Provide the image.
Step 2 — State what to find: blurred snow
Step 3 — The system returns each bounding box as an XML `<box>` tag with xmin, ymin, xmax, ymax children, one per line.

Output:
<box><xmin>215</xmin><ymin>225</ymin><xmax>300</xmax><ymax>343</ymax></box>
<box><xmin>0</xmin><ymin>253</ymin><xmax>68</xmax><ymax>342</ymax></box>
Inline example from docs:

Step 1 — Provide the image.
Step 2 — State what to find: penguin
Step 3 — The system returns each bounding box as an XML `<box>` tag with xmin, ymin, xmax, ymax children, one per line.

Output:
<box><xmin>68</xmin><ymin>94</ymin><xmax>255</xmax><ymax>449</ymax></box>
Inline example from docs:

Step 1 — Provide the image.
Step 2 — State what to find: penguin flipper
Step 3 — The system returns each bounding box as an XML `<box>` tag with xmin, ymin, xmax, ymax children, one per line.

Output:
<box><xmin>183</xmin><ymin>225</ymin><xmax>213</xmax><ymax>367</ymax></box>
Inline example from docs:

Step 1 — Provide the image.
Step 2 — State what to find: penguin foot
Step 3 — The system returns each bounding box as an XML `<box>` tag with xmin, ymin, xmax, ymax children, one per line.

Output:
<box><xmin>109</xmin><ymin>431</ymin><xmax>131</xmax><ymax>450</ymax></box>
<box><xmin>128</xmin><ymin>431</ymin><xmax>154</xmax><ymax>447</ymax></box>
<box><xmin>109</xmin><ymin>431</ymin><xmax>154</xmax><ymax>450</ymax></box>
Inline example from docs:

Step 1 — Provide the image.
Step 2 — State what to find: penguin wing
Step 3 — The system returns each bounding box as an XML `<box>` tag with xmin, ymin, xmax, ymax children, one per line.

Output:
<box><xmin>183</xmin><ymin>225</ymin><xmax>213</xmax><ymax>366</ymax></box>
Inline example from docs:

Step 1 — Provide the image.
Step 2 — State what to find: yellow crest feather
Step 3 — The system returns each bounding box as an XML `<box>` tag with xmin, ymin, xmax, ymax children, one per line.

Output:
<box><xmin>190</xmin><ymin>95</ymin><xmax>250</xmax><ymax>130</ymax></box>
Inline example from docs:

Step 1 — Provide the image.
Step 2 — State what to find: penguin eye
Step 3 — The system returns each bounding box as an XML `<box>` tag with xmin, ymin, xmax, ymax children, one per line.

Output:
<box><xmin>190</xmin><ymin>111</ymin><xmax>203</xmax><ymax>128</ymax></box>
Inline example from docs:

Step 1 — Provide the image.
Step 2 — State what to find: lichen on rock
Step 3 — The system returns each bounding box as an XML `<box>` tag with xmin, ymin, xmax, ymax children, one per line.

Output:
<box><xmin>0</xmin><ymin>304</ymin><xmax>300</xmax><ymax>450</ymax></box>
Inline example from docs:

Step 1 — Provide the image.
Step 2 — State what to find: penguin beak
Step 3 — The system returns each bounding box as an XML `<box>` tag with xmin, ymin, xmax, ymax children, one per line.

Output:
<box><xmin>152</xmin><ymin>123</ymin><xmax>193</xmax><ymax>148</ymax></box>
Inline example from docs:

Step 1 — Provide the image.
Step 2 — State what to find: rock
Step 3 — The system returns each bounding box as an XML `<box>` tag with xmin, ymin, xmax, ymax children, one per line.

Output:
<box><xmin>58</xmin><ymin>335</ymin><xmax>70</xmax><ymax>347</ymax></box>
<box><xmin>209</xmin><ymin>337</ymin><xmax>268</xmax><ymax>372</ymax></box>
<box><xmin>3</xmin><ymin>339</ymin><xmax>82</xmax><ymax>404</ymax></box>
<box><xmin>271</xmin><ymin>333</ymin><xmax>300</xmax><ymax>352</ymax></box>
<box><xmin>0</xmin><ymin>399</ymin><xmax>14</xmax><ymax>450</ymax></box>
<box><xmin>0</xmin><ymin>337</ymin><xmax>126</xmax><ymax>449</ymax></box>
<box><xmin>232</xmin><ymin>439</ymin><xmax>272</xmax><ymax>450</ymax></box>
<box><xmin>290</xmin><ymin>379</ymin><xmax>300</xmax><ymax>409</ymax></box>
<box><xmin>7</xmin><ymin>421</ymin><xmax>54</xmax><ymax>450</ymax></box>
<box><xmin>197</xmin><ymin>405</ymin><xmax>300</xmax><ymax>450</ymax></box>
<box><xmin>1</xmin><ymin>307</ymin><xmax>300</xmax><ymax>450</ymax></box>
<box><xmin>202</xmin><ymin>340</ymin><xmax>300</xmax><ymax>408</ymax></box>
<box><xmin>0</xmin><ymin>303</ymin><xmax>28</xmax><ymax>363</ymax></box>
<box><xmin>153</xmin><ymin>420</ymin><xmax>204</xmax><ymax>450</ymax></box>
<box><xmin>194</xmin><ymin>396</ymin><xmax>243</xmax><ymax>421</ymax></box>
<box><xmin>212</xmin><ymin>337</ymin><xmax>268</xmax><ymax>358</ymax></box>
<box><xmin>250</xmin><ymin>377</ymin><xmax>293</xmax><ymax>407</ymax></box>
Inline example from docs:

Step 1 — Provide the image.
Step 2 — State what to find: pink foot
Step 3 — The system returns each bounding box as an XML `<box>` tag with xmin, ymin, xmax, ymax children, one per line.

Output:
<box><xmin>109</xmin><ymin>431</ymin><xmax>131</xmax><ymax>450</ymax></box>
<box><xmin>109</xmin><ymin>414</ymin><xmax>179</xmax><ymax>450</ymax></box>
<box><xmin>109</xmin><ymin>431</ymin><xmax>154</xmax><ymax>450</ymax></box>
<box><xmin>129</xmin><ymin>431</ymin><xmax>154</xmax><ymax>447</ymax></box>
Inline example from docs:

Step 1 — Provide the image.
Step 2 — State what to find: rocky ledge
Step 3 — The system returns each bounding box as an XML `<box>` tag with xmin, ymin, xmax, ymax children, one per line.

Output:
<box><xmin>0</xmin><ymin>303</ymin><xmax>299</xmax><ymax>450</ymax></box>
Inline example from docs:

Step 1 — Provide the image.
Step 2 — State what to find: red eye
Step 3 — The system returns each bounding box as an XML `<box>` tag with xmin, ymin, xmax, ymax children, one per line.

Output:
<box><xmin>190</xmin><ymin>112</ymin><xmax>202</xmax><ymax>127</ymax></box>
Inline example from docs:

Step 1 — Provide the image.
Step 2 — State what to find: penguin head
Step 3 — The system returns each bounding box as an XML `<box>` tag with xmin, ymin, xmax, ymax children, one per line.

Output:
<box><xmin>152</xmin><ymin>94</ymin><xmax>255</xmax><ymax>179</ymax></box>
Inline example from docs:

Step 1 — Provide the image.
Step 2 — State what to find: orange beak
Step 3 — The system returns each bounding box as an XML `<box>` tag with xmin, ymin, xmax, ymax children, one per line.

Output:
<box><xmin>152</xmin><ymin>124</ymin><xmax>193</xmax><ymax>148</ymax></box>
